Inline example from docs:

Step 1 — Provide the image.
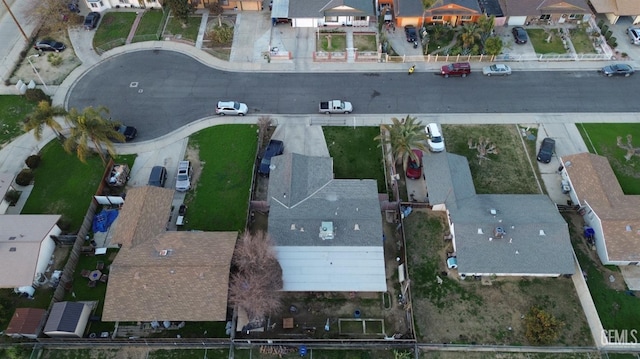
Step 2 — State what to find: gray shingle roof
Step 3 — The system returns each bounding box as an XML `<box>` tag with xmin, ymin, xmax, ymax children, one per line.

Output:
<box><xmin>393</xmin><ymin>0</ymin><xmax>424</xmax><ymax>17</ymax></box>
<box><xmin>44</xmin><ymin>302</ymin><xmax>85</xmax><ymax>333</ymax></box>
<box><xmin>289</xmin><ymin>0</ymin><xmax>374</xmax><ymax>18</ymax></box>
<box><xmin>423</xmin><ymin>153</ymin><xmax>475</xmax><ymax>208</ymax></box>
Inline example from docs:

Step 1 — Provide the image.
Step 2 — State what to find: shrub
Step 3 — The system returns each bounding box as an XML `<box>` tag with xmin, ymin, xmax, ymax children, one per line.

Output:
<box><xmin>601</xmin><ymin>24</ymin><xmax>609</xmax><ymax>34</ymax></box>
<box><xmin>24</xmin><ymin>88</ymin><xmax>51</xmax><ymax>104</ymax></box>
<box><xmin>605</xmin><ymin>30</ymin><xmax>612</xmax><ymax>40</ymax></box>
<box><xmin>47</xmin><ymin>53</ymin><xmax>63</xmax><ymax>67</ymax></box>
<box><xmin>25</xmin><ymin>154</ymin><xmax>41</xmax><ymax>169</ymax></box>
<box><xmin>15</xmin><ymin>169</ymin><xmax>34</xmax><ymax>186</ymax></box>
<box><xmin>4</xmin><ymin>190</ymin><xmax>21</xmax><ymax>206</ymax></box>
<box><xmin>597</xmin><ymin>19</ymin><xmax>604</xmax><ymax>29</ymax></box>
<box><xmin>607</xmin><ymin>37</ymin><xmax>617</xmax><ymax>48</ymax></box>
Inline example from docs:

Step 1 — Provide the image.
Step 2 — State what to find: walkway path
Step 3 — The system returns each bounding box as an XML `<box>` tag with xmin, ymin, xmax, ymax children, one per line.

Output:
<box><xmin>125</xmin><ymin>11</ymin><xmax>144</xmax><ymax>45</ymax></box>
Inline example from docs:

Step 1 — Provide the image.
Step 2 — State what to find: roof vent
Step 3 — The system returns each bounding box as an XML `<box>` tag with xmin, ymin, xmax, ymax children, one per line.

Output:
<box><xmin>477</xmin><ymin>228</ymin><xmax>483</xmax><ymax>234</ymax></box>
<box><xmin>494</xmin><ymin>227</ymin><xmax>505</xmax><ymax>239</ymax></box>
<box><xmin>290</xmin><ymin>224</ymin><xmax>296</xmax><ymax>230</ymax></box>
<box><xmin>159</xmin><ymin>249</ymin><xmax>172</xmax><ymax>256</ymax></box>
<box><xmin>9</xmin><ymin>247</ymin><xmax>16</xmax><ymax>252</ymax></box>
<box><xmin>354</xmin><ymin>224</ymin><xmax>360</xmax><ymax>231</ymax></box>
<box><xmin>300</xmin><ymin>227</ymin><xmax>304</xmax><ymax>232</ymax></box>
<box><xmin>319</xmin><ymin>221</ymin><xmax>334</xmax><ymax>241</ymax></box>
<box><xmin>539</xmin><ymin>230</ymin><xmax>546</xmax><ymax>236</ymax></box>
<box><xmin>8</xmin><ymin>236</ymin><xmax>15</xmax><ymax>241</ymax></box>
<box><xmin>626</xmin><ymin>225</ymin><xmax>632</xmax><ymax>232</ymax></box>
<box><xmin>490</xmin><ymin>209</ymin><xmax>497</xmax><ymax>215</ymax></box>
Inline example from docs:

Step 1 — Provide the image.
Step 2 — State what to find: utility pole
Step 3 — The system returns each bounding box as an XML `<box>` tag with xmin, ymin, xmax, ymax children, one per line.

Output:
<box><xmin>2</xmin><ymin>0</ymin><xmax>29</xmax><ymax>42</ymax></box>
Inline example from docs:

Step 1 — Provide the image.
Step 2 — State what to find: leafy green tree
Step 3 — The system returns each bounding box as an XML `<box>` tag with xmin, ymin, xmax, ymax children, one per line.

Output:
<box><xmin>63</xmin><ymin>106</ymin><xmax>124</xmax><ymax>165</ymax></box>
<box><xmin>207</xmin><ymin>24</ymin><xmax>234</xmax><ymax>44</ymax></box>
<box><xmin>374</xmin><ymin>115</ymin><xmax>428</xmax><ymax>172</ymax></box>
<box><xmin>460</xmin><ymin>22</ymin><xmax>481</xmax><ymax>49</ymax></box>
<box><xmin>484</xmin><ymin>37</ymin><xmax>503</xmax><ymax>56</ymax></box>
<box><xmin>24</xmin><ymin>100</ymin><xmax>67</xmax><ymax>140</ymax></box>
<box><xmin>162</xmin><ymin>0</ymin><xmax>193</xmax><ymax>24</ymax></box>
<box><xmin>477</xmin><ymin>15</ymin><xmax>496</xmax><ymax>44</ymax></box>
<box><xmin>525</xmin><ymin>306</ymin><xmax>564</xmax><ymax>345</ymax></box>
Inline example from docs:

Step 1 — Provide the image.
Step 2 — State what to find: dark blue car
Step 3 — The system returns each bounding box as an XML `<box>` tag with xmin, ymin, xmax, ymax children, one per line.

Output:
<box><xmin>258</xmin><ymin>139</ymin><xmax>284</xmax><ymax>175</ymax></box>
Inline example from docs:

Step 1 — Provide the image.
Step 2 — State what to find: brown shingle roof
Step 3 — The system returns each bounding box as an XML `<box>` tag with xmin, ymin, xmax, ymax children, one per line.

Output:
<box><xmin>102</xmin><ymin>231</ymin><xmax>237</xmax><ymax>322</ymax></box>
<box><xmin>500</xmin><ymin>0</ymin><xmax>590</xmax><ymax>16</ymax></box>
<box><xmin>111</xmin><ymin>186</ymin><xmax>174</xmax><ymax>249</ymax></box>
<box><xmin>563</xmin><ymin>153</ymin><xmax>640</xmax><ymax>262</ymax></box>
<box><xmin>5</xmin><ymin>308</ymin><xmax>46</xmax><ymax>336</ymax></box>
<box><xmin>591</xmin><ymin>0</ymin><xmax>640</xmax><ymax>15</ymax></box>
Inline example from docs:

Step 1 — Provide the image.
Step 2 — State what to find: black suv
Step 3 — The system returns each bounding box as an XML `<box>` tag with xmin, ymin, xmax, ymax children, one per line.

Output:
<box><xmin>537</xmin><ymin>138</ymin><xmax>555</xmax><ymax>163</ymax></box>
<box><xmin>148</xmin><ymin>166</ymin><xmax>167</xmax><ymax>187</ymax></box>
<box><xmin>258</xmin><ymin>140</ymin><xmax>284</xmax><ymax>176</ymax></box>
<box><xmin>404</xmin><ymin>25</ymin><xmax>417</xmax><ymax>42</ymax></box>
<box><xmin>84</xmin><ymin>12</ymin><xmax>101</xmax><ymax>30</ymax></box>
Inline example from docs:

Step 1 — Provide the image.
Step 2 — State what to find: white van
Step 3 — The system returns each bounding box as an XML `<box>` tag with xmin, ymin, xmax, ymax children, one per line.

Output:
<box><xmin>425</xmin><ymin>123</ymin><xmax>445</xmax><ymax>152</ymax></box>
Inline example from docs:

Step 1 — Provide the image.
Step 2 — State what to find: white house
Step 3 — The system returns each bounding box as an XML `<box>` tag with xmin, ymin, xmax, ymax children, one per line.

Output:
<box><xmin>0</xmin><ymin>215</ymin><xmax>61</xmax><ymax>288</ymax></box>
<box><xmin>83</xmin><ymin>0</ymin><xmax>162</xmax><ymax>12</ymax></box>
<box><xmin>561</xmin><ymin>153</ymin><xmax>640</xmax><ymax>266</ymax></box>
<box><xmin>280</xmin><ymin>0</ymin><xmax>374</xmax><ymax>27</ymax></box>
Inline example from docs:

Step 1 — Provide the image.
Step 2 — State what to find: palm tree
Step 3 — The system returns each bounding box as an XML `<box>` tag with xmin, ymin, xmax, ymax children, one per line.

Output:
<box><xmin>374</xmin><ymin>115</ymin><xmax>428</xmax><ymax>172</ymax></box>
<box><xmin>477</xmin><ymin>15</ymin><xmax>496</xmax><ymax>44</ymax></box>
<box><xmin>63</xmin><ymin>106</ymin><xmax>123</xmax><ymax>165</ymax></box>
<box><xmin>460</xmin><ymin>22</ymin><xmax>481</xmax><ymax>49</ymax></box>
<box><xmin>23</xmin><ymin>100</ymin><xmax>67</xmax><ymax>140</ymax></box>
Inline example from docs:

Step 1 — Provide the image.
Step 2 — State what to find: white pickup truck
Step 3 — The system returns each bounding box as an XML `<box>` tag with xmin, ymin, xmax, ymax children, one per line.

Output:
<box><xmin>319</xmin><ymin>100</ymin><xmax>353</xmax><ymax>114</ymax></box>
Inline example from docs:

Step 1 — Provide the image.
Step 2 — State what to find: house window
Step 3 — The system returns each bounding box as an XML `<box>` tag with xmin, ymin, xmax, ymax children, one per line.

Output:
<box><xmin>461</xmin><ymin>15</ymin><xmax>472</xmax><ymax>21</ymax></box>
<box><xmin>539</xmin><ymin>14</ymin><xmax>551</xmax><ymax>20</ymax></box>
<box><xmin>325</xmin><ymin>16</ymin><xmax>338</xmax><ymax>22</ymax></box>
<box><xmin>354</xmin><ymin>16</ymin><xmax>366</xmax><ymax>21</ymax></box>
<box><xmin>119</xmin><ymin>0</ymin><xmax>127</xmax><ymax>3</ymax></box>
<box><xmin>90</xmin><ymin>2</ymin><xmax>98</xmax><ymax>8</ymax></box>
<box><xmin>220</xmin><ymin>0</ymin><xmax>228</xmax><ymax>5</ymax></box>
<box><xmin>568</xmin><ymin>14</ymin><xmax>581</xmax><ymax>19</ymax></box>
<box><xmin>432</xmin><ymin>15</ymin><xmax>443</xmax><ymax>20</ymax></box>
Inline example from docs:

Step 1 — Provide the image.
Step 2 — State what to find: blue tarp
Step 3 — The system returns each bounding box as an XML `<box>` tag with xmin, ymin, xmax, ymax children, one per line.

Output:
<box><xmin>92</xmin><ymin>209</ymin><xmax>119</xmax><ymax>233</ymax></box>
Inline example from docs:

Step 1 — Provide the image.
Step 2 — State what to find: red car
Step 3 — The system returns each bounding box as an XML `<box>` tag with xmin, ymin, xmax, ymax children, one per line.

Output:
<box><xmin>406</xmin><ymin>149</ymin><xmax>423</xmax><ymax>179</ymax></box>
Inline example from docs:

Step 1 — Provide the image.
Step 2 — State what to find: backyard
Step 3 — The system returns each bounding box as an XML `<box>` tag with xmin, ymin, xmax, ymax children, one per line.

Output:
<box><xmin>442</xmin><ymin>124</ymin><xmax>541</xmax><ymax>194</ymax></box>
<box><xmin>405</xmin><ymin>209</ymin><xmax>592</xmax><ymax>345</ymax></box>
<box><xmin>577</xmin><ymin>123</ymin><xmax>640</xmax><ymax>194</ymax></box>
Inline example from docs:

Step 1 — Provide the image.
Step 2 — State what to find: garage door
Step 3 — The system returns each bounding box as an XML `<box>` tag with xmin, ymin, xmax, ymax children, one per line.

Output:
<box><xmin>508</xmin><ymin>16</ymin><xmax>527</xmax><ymax>26</ymax></box>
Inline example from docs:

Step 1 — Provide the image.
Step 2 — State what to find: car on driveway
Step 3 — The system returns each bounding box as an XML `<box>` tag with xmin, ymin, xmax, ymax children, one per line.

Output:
<box><xmin>425</xmin><ymin>123</ymin><xmax>445</xmax><ymax>152</ymax></box>
<box><xmin>628</xmin><ymin>27</ymin><xmax>640</xmax><ymax>45</ymax></box>
<box><xmin>482</xmin><ymin>64</ymin><xmax>511</xmax><ymax>76</ymax></box>
<box><xmin>537</xmin><ymin>137</ymin><xmax>555</xmax><ymax>163</ymax></box>
<box><xmin>34</xmin><ymin>40</ymin><xmax>66</xmax><ymax>52</ymax></box>
<box><xmin>175</xmin><ymin>160</ymin><xmax>192</xmax><ymax>192</ymax></box>
<box><xmin>404</xmin><ymin>25</ymin><xmax>417</xmax><ymax>42</ymax></box>
<box><xmin>600</xmin><ymin>64</ymin><xmax>634</xmax><ymax>77</ymax></box>
<box><xmin>258</xmin><ymin>139</ymin><xmax>284</xmax><ymax>176</ymax></box>
<box><xmin>406</xmin><ymin>149</ymin><xmax>423</xmax><ymax>180</ymax></box>
<box><xmin>216</xmin><ymin>101</ymin><xmax>248</xmax><ymax>116</ymax></box>
<box><xmin>512</xmin><ymin>26</ymin><xmax>528</xmax><ymax>44</ymax></box>
<box><xmin>148</xmin><ymin>166</ymin><xmax>167</xmax><ymax>187</ymax></box>
<box><xmin>84</xmin><ymin>12</ymin><xmax>100</xmax><ymax>30</ymax></box>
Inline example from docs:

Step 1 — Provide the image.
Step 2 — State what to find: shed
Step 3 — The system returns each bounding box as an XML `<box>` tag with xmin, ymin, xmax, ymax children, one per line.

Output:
<box><xmin>44</xmin><ymin>302</ymin><xmax>91</xmax><ymax>338</ymax></box>
<box><xmin>5</xmin><ymin>308</ymin><xmax>46</xmax><ymax>339</ymax></box>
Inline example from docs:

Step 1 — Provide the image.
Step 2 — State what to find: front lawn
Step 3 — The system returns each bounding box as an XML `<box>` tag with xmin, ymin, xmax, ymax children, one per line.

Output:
<box><xmin>322</xmin><ymin>127</ymin><xmax>386</xmax><ymax>193</ymax></box>
<box><xmin>317</xmin><ymin>32</ymin><xmax>347</xmax><ymax>52</ymax></box>
<box><xmin>185</xmin><ymin>125</ymin><xmax>257</xmax><ymax>231</ymax></box>
<box><xmin>21</xmin><ymin>142</ymin><xmax>135</xmax><ymax>232</ymax></box>
<box><xmin>353</xmin><ymin>33</ymin><xmax>377</xmax><ymax>52</ymax></box>
<box><xmin>528</xmin><ymin>29</ymin><xmax>568</xmax><ymax>54</ymax></box>
<box><xmin>132</xmin><ymin>9</ymin><xmax>165</xmax><ymax>42</ymax></box>
<box><xmin>93</xmin><ymin>12</ymin><xmax>137</xmax><ymax>49</ymax></box>
<box><xmin>442</xmin><ymin>124</ymin><xmax>540</xmax><ymax>194</ymax></box>
<box><xmin>577</xmin><ymin>123</ymin><xmax>640</xmax><ymax>194</ymax></box>
<box><xmin>570</xmin><ymin>27</ymin><xmax>597</xmax><ymax>54</ymax></box>
<box><xmin>0</xmin><ymin>95</ymin><xmax>38</xmax><ymax>146</ymax></box>
<box><xmin>165</xmin><ymin>15</ymin><xmax>202</xmax><ymax>42</ymax></box>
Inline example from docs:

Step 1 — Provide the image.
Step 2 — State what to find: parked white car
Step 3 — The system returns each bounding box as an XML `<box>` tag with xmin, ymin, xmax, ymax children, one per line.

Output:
<box><xmin>216</xmin><ymin>101</ymin><xmax>248</xmax><ymax>116</ymax></box>
<box><xmin>425</xmin><ymin>123</ymin><xmax>445</xmax><ymax>152</ymax></box>
<box><xmin>175</xmin><ymin>161</ymin><xmax>192</xmax><ymax>192</ymax></box>
<box><xmin>482</xmin><ymin>64</ymin><xmax>512</xmax><ymax>76</ymax></box>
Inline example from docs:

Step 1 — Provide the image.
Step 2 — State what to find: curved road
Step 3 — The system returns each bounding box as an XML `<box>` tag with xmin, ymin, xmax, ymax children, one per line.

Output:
<box><xmin>67</xmin><ymin>50</ymin><xmax>639</xmax><ymax>140</ymax></box>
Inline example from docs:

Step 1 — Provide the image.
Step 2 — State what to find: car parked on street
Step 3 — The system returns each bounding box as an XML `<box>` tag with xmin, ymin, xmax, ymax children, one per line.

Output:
<box><xmin>440</xmin><ymin>62</ymin><xmax>471</xmax><ymax>77</ymax></box>
<box><xmin>406</xmin><ymin>149</ymin><xmax>423</xmax><ymax>180</ymax></box>
<box><xmin>84</xmin><ymin>12</ymin><xmax>101</xmax><ymax>30</ymax></box>
<box><xmin>258</xmin><ymin>139</ymin><xmax>284</xmax><ymax>176</ymax></box>
<box><xmin>600</xmin><ymin>64</ymin><xmax>634</xmax><ymax>77</ymax></box>
<box><xmin>627</xmin><ymin>27</ymin><xmax>640</xmax><ymax>45</ymax></box>
<box><xmin>34</xmin><ymin>40</ymin><xmax>66</xmax><ymax>52</ymax></box>
<box><xmin>482</xmin><ymin>64</ymin><xmax>511</xmax><ymax>76</ymax></box>
<box><xmin>216</xmin><ymin>101</ymin><xmax>248</xmax><ymax>116</ymax></box>
<box><xmin>512</xmin><ymin>26</ymin><xmax>528</xmax><ymax>44</ymax></box>
<box><xmin>114</xmin><ymin>124</ymin><xmax>137</xmax><ymax>142</ymax></box>
<box><xmin>536</xmin><ymin>137</ymin><xmax>555</xmax><ymax>163</ymax></box>
<box><xmin>404</xmin><ymin>25</ymin><xmax>417</xmax><ymax>42</ymax></box>
<box><xmin>148</xmin><ymin>166</ymin><xmax>167</xmax><ymax>187</ymax></box>
<box><xmin>175</xmin><ymin>160</ymin><xmax>192</xmax><ymax>192</ymax></box>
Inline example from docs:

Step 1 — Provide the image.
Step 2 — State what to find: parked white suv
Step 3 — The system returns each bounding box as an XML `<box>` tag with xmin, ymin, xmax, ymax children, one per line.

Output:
<box><xmin>628</xmin><ymin>27</ymin><xmax>640</xmax><ymax>45</ymax></box>
<box><xmin>425</xmin><ymin>123</ymin><xmax>445</xmax><ymax>152</ymax></box>
<box><xmin>175</xmin><ymin>161</ymin><xmax>192</xmax><ymax>192</ymax></box>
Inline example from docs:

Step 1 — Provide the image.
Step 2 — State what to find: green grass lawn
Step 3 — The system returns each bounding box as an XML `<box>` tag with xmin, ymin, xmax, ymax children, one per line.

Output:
<box><xmin>132</xmin><ymin>9</ymin><xmax>165</xmax><ymax>42</ymax></box>
<box><xmin>21</xmin><ymin>142</ymin><xmax>136</xmax><ymax>232</ymax></box>
<box><xmin>185</xmin><ymin>125</ymin><xmax>257</xmax><ymax>231</ymax></box>
<box><xmin>353</xmin><ymin>34</ymin><xmax>377</xmax><ymax>52</ymax></box>
<box><xmin>577</xmin><ymin>123</ymin><xmax>640</xmax><ymax>194</ymax></box>
<box><xmin>322</xmin><ymin>127</ymin><xmax>386</xmax><ymax>193</ymax></box>
<box><xmin>0</xmin><ymin>96</ymin><xmax>38</xmax><ymax>147</ymax></box>
<box><xmin>528</xmin><ymin>29</ymin><xmax>568</xmax><ymax>54</ymax></box>
<box><xmin>318</xmin><ymin>33</ymin><xmax>347</xmax><ymax>52</ymax></box>
<box><xmin>442</xmin><ymin>124</ymin><xmax>540</xmax><ymax>194</ymax></box>
<box><xmin>570</xmin><ymin>27</ymin><xmax>596</xmax><ymax>54</ymax></box>
<box><xmin>93</xmin><ymin>12</ymin><xmax>137</xmax><ymax>49</ymax></box>
<box><xmin>165</xmin><ymin>15</ymin><xmax>202</xmax><ymax>42</ymax></box>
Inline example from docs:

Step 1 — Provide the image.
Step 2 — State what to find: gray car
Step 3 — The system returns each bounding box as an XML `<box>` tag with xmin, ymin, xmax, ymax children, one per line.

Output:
<box><xmin>628</xmin><ymin>27</ymin><xmax>640</xmax><ymax>45</ymax></box>
<box><xmin>600</xmin><ymin>64</ymin><xmax>634</xmax><ymax>77</ymax></box>
<box><xmin>148</xmin><ymin>166</ymin><xmax>167</xmax><ymax>187</ymax></box>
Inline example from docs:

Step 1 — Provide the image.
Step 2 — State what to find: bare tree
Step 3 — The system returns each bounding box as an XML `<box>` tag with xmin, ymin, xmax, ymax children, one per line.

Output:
<box><xmin>228</xmin><ymin>231</ymin><xmax>283</xmax><ymax>321</ymax></box>
<box><xmin>469</xmin><ymin>136</ymin><xmax>499</xmax><ymax>164</ymax></box>
<box><xmin>25</xmin><ymin>0</ymin><xmax>82</xmax><ymax>34</ymax></box>
<box><xmin>616</xmin><ymin>134</ymin><xmax>640</xmax><ymax>161</ymax></box>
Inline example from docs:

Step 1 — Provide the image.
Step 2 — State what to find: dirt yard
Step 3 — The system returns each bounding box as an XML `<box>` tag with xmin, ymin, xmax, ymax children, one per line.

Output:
<box><xmin>405</xmin><ymin>209</ymin><xmax>592</xmax><ymax>346</ymax></box>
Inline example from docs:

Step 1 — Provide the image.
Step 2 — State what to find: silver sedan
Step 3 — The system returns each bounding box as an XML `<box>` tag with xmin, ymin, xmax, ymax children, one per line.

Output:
<box><xmin>482</xmin><ymin>64</ymin><xmax>512</xmax><ymax>76</ymax></box>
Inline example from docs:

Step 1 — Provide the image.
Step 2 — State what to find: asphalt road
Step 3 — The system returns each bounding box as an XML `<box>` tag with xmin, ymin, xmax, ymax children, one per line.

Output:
<box><xmin>67</xmin><ymin>50</ymin><xmax>639</xmax><ymax>140</ymax></box>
